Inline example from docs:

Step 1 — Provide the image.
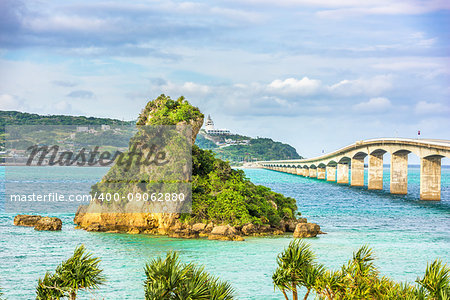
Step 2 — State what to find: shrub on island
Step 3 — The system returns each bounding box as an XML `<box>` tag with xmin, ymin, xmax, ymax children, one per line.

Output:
<box><xmin>75</xmin><ymin>94</ymin><xmax>302</xmax><ymax>239</ymax></box>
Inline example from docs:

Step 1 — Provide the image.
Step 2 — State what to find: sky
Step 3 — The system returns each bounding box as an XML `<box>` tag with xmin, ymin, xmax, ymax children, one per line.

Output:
<box><xmin>0</xmin><ymin>0</ymin><xmax>449</xmax><ymax>159</ymax></box>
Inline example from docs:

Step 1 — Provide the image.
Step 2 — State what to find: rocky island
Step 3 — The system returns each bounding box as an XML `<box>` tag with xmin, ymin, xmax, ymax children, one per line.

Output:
<box><xmin>74</xmin><ymin>94</ymin><xmax>320</xmax><ymax>240</ymax></box>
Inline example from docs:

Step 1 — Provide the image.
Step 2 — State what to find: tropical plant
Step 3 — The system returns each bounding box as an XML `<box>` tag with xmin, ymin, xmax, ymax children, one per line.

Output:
<box><xmin>416</xmin><ymin>259</ymin><xmax>450</xmax><ymax>300</ymax></box>
<box><xmin>273</xmin><ymin>240</ymin><xmax>450</xmax><ymax>300</ymax></box>
<box><xmin>36</xmin><ymin>244</ymin><xmax>105</xmax><ymax>300</ymax></box>
<box><xmin>273</xmin><ymin>240</ymin><xmax>324</xmax><ymax>300</ymax></box>
<box><xmin>144</xmin><ymin>251</ymin><xmax>235</xmax><ymax>300</ymax></box>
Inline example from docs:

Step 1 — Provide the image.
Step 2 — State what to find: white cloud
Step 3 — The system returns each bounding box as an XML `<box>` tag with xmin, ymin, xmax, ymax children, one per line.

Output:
<box><xmin>415</xmin><ymin>101</ymin><xmax>449</xmax><ymax>115</ymax></box>
<box><xmin>329</xmin><ymin>75</ymin><xmax>392</xmax><ymax>97</ymax></box>
<box><xmin>24</xmin><ymin>15</ymin><xmax>110</xmax><ymax>33</ymax></box>
<box><xmin>315</xmin><ymin>1</ymin><xmax>450</xmax><ymax>17</ymax></box>
<box><xmin>158</xmin><ymin>81</ymin><xmax>211</xmax><ymax>98</ymax></box>
<box><xmin>0</xmin><ymin>94</ymin><xmax>26</xmax><ymax>110</ymax></box>
<box><xmin>240</xmin><ymin>0</ymin><xmax>450</xmax><ymax>16</ymax></box>
<box><xmin>353</xmin><ymin>97</ymin><xmax>392</xmax><ymax>113</ymax></box>
<box><xmin>267</xmin><ymin>77</ymin><xmax>321</xmax><ymax>96</ymax></box>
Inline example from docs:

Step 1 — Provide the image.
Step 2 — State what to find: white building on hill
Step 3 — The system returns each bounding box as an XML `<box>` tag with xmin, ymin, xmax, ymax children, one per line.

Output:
<box><xmin>204</xmin><ymin>115</ymin><xmax>230</xmax><ymax>135</ymax></box>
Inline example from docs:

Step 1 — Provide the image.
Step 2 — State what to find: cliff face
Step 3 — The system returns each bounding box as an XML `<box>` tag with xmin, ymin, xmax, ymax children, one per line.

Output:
<box><xmin>74</xmin><ymin>94</ymin><xmax>301</xmax><ymax>239</ymax></box>
<box><xmin>74</xmin><ymin>95</ymin><xmax>203</xmax><ymax>234</ymax></box>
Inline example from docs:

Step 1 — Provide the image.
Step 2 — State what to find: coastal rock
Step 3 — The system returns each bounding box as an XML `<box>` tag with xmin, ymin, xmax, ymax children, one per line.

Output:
<box><xmin>192</xmin><ymin>223</ymin><xmax>207</xmax><ymax>232</ymax></box>
<box><xmin>293</xmin><ymin>223</ymin><xmax>321</xmax><ymax>238</ymax></box>
<box><xmin>85</xmin><ymin>223</ymin><xmax>102</xmax><ymax>232</ymax></box>
<box><xmin>169</xmin><ymin>228</ymin><xmax>199</xmax><ymax>239</ymax></box>
<box><xmin>259</xmin><ymin>224</ymin><xmax>272</xmax><ymax>233</ymax></box>
<box><xmin>242</xmin><ymin>223</ymin><xmax>257</xmax><ymax>235</ymax></box>
<box><xmin>232</xmin><ymin>235</ymin><xmax>245</xmax><ymax>241</ymax></box>
<box><xmin>73</xmin><ymin>205</ymin><xmax>87</xmax><ymax>224</ymax></box>
<box><xmin>14</xmin><ymin>214</ymin><xmax>42</xmax><ymax>227</ymax></box>
<box><xmin>128</xmin><ymin>228</ymin><xmax>140</xmax><ymax>234</ymax></box>
<box><xmin>208</xmin><ymin>225</ymin><xmax>243</xmax><ymax>241</ymax></box>
<box><xmin>204</xmin><ymin>223</ymin><xmax>214</xmax><ymax>233</ymax></box>
<box><xmin>281</xmin><ymin>218</ymin><xmax>307</xmax><ymax>232</ymax></box>
<box><xmin>34</xmin><ymin>217</ymin><xmax>62</xmax><ymax>231</ymax></box>
<box><xmin>210</xmin><ymin>225</ymin><xmax>237</xmax><ymax>236</ymax></box>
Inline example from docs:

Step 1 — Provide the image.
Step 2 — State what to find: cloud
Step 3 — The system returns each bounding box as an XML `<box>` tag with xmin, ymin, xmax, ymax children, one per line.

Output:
<box><xmin>66</xmin><ymin>90</ymin><xmax>94</xmax><ymax>98</ymax></box>
<box><xmin>0</xmin><ymin>0</ymin><xmax>261</xmax><ymax>54</ymax></box>
<box><xmin>0</xmin><ymin>94</ymin><xmax>26</xmax><ymax>110</ymax></box>
<box><xmin>267</xmin><ymin>77</ymin><xmax>321</xmax><ymax>96</ymax></box>
<box><xmin>151</xmin><ymin>81</ymin><xmax>212</xmax><ymax>98</ymax></box>
<box><xmin>329</xmin><ymin>75</ymin><xmax>392</xmax><ymax>97</ymax></box>
<box><xmin>415</xmin><ymin>101</ymin><xmax>450</xmax><ymax>115</ymax></box>
<box><xmin>238</xmin><ymin>0</ymin><xmax>450</xmax><ymax>16</ymax></box>
<box><xmin>353</xmin><ymin>97</ymin><xmax>392</xmax><ymax>113</ymax></box>
<box><xmin>24</xmin><ymin>15</ymin><xmax>109</xmax><ymax>33</ymax></box>
<box><xmin>315</xmin><ymin>1</ymin><xmax>450</xmax><ymax>17</ymax></box>
<box><xmin>53</xmin><ymin>80</ymin><xmax>77</xmax><ymax>87</ymax></box>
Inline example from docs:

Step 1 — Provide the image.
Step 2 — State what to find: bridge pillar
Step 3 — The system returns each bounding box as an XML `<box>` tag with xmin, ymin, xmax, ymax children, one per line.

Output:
<box><xmin>309</xmin><ymin>168</ymin><xmax>317</xmax><ymax>178</ymax></box>
<box><xmin>390</xmin><ymin>152</ymin><xmax>408</xmax><ymax>195</ymax></box>
<box><xmin>368</xmin><ymin>153</ymin><xmax>384</xmax><ymax>190</ymax></box>
<box><xmin>317</xmin><ymin>167</ymin><xmax>326</xmax><ymax>179</ymax></box>
<box><xmin>326</xmin><ymin>166</ymin><xmax>336</xmax><ymax>181</ymax></box>
<box><xmin>351</xmin><ymin>157</ymin><xmax>365</xmax><ymax>186</ymax></box>
<box><xmin>296</xmin><ymin>168</ymin><xmax>302</xmax><ymax>175</ymax></box>
<box><xmin>302</xmin><ymin>168</ymin><xmax>308</xmax><ymax>177</ymax></box>
<box><xmin>420</xmin><ymin>156</ymin><xmax>441</xmax><ymax>201</ymax></box>
<box><xmin>337</xmin><ymin>163</ymin><xmax>349</xmax><ymax>184</ymax></box>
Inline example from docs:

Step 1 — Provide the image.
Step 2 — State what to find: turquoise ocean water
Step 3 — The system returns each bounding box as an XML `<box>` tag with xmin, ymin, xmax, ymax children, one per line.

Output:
<box><xmin>0</xmin><ymin>166</ymin><xmax>449</xmax><ymax>299</ymax></box>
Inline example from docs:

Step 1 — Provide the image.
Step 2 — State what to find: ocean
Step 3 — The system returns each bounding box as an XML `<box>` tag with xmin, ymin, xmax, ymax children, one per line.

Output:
<box><xmin>0</xmin><ymin>166</ymin><xmax>449</xmax><ymax>299</ymax></box>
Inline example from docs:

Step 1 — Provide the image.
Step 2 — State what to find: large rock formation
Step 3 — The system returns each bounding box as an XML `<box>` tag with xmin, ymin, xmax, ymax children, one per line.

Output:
<box><xmin>74</xmin><ymin>95</ymin><xmax>202</xmax><ymax>236</ymax></box>
<box><xmin>14</xmin><ymin>215</ymin><xmax>42</xmax><ymax>227</ymax></box>
<box><xmin>74</xmin><ymin>94</ymin><xmax>312</xmax><ymax>240</ymax></box>
<box><xmin>14</xmin><ymin>214</ymin><xmax>62</xmax><ymax>231</ymax></box>
<box><xmin>34</xmin><ymin>217</ymin><xmax>62</xmax><ymax>231</ymax></box>
<box><xmin>293</xmin><ymin>222</ymin><xmax>321</xmax><ymax>238</ymax></box>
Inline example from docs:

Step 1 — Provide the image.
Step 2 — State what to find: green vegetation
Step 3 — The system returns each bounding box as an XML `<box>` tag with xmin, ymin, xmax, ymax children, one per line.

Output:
<box><xmin>137</xmin><ymin>94</ymin><xmax>203</xmax><ymax>126</ymax></box>
<box><xmin>0</xmin><ymin>110</ymin><xmax>134</xmax><ymax>149</ymax></box>
<box><xmin>0</xmin><ymin>110</ymin><xmax>132</xmax><ymax>128</ymax></box>
<box><xmin>212</xmin><ymin>137</ymin><xmax>301</xmax><ymax>162</ymax></box>
<box><xmin>195</xmin><ymin>130</ymin><xmax>301</xmax><ymax>163</ymax></box>
<box><xmin>92</xmin><ymin>94</ymin><xmax>299</xmax><ymax>227</ymax></box>
<box><xmin>273</xmin><ymin>240</ymin><xmax>450</xmax><ymax>300</ymax></box>
<box><xmin>36</xmin><ymin>245</ymin><xmax>105</xmax><ymax>300</ymax></box>
<box><xmin>195</xmin><ymin>132</ymin><xmax>218</xmax><ymax>149</ymax></box>
<box><xmin>144</xmin><ymin>252</ymin><xmax>235</xmax><ymax>299</ymax></box>
<box><xmin>187</xmin><ymin>144</ymin><xmax>298</xmax><ymax>226</ymax></box>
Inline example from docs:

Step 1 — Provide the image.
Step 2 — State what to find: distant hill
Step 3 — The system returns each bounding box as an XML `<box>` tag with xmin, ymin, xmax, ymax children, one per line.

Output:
<box><xmin>0</xmin><ymin>110</ymin><xmax>133</xmax><ymax>129</ymax></box>
<box><xmin>0</xmin><ymin>110</ymin><xmax>302</xmax><ymax>162</ymax></box>
<box><xmin>0</xmin><ymin>110</ymin><xmax>135</xmax><ymax>149</ymax></box>
<box><xmin>195</xmin><ymin>130</ymin><xmax>302</xmax><ymax>162</ymax></box>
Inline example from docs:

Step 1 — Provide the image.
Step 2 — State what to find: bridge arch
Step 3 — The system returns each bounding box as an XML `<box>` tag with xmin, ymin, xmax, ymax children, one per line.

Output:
<box><xmin>259</xmin><ymin>138</ymin><xmax>450</xmax><ymax>200</ymax></box>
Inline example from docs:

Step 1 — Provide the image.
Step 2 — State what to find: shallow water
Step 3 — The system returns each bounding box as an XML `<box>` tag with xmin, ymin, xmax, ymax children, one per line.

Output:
<box><xmin>0</xmin><ymin>166</ymin><xmax>449</xmax><ymax>299</ymax></box>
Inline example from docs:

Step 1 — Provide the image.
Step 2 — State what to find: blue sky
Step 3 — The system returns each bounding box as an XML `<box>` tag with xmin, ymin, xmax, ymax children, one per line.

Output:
<box><xmin>0</xmin><ymin>0</ymin><xmax>449</xmax><ymax>158</ymax></box>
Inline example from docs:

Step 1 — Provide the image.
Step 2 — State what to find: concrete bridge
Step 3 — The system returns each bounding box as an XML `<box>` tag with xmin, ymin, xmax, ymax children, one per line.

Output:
<box><xmin>259</xmin><ymin>138</ymin><xmax>450</xmax><ymax>201</ymax></box>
